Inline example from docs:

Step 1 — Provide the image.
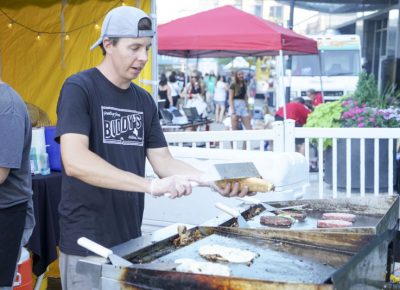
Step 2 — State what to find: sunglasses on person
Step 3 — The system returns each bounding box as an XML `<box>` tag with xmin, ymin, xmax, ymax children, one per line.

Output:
<box><xmin>191</xmin><ymin>75</ymin><xmax>199</xmax><ymax>79</ymax></box>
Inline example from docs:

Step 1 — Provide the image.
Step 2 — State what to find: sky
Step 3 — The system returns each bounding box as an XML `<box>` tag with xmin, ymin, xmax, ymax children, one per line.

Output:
<box><xmin>156</xmin><ymin>0</ymin><xmax>319</xmax><ymax>34</ymax></box>
<box><xmin>157</xmin><ymin>0</ymin><xmax>211</xmax><ymax>24</ymax></box>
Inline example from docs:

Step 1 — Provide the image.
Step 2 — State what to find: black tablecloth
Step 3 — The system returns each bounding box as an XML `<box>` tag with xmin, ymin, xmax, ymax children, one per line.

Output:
<box><xmin>28</xmin><ymin>172</ymin><xmax>62</xmax><ymax>276</ymax></box>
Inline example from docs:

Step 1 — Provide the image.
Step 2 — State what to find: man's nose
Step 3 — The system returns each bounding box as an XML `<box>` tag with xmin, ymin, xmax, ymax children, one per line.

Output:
<box><xmin>138</xmin><ymin>47</ymin><xmax>148</xmax><ymax>62</ymax></box>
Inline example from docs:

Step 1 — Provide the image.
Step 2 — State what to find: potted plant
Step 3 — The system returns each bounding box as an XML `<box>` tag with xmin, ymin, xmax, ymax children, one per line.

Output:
<box><xmin>305</xmin><ymin>72</ymin><xmax>400</xmax><ymax>191</ymax></box>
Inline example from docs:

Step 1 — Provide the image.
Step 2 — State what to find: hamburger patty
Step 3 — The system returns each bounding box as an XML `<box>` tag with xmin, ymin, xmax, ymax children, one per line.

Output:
<box><xmin>260</xmin><ymin>215</ymin><xmax>293</xmax><ymax>228</ymax></box>
<box><xmin>317</xmin><ymin>219</ymin><xmax>353</xmax><ymax>228</ymax></box>
<box><xmin>322</xmin><ymin>212</ymin><xmax>356</xmax><ymax>222</ymax></box>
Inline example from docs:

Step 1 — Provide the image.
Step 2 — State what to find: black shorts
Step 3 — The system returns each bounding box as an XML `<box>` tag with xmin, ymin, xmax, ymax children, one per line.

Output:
<box><xmin>0</xmin><ymin>202</ymin><xmax>27</xmax><ymax>286</ymax></box>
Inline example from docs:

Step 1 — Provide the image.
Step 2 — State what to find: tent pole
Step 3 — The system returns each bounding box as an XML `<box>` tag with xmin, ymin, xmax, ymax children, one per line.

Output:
<box><xmin>284</xmin><ymin>0</ymin><xmax>295</xmax><ymax>105</ymax></box>
<box><xmin>184</xmin><ymin>58</ymin><xmax>188</xmax><ymax>105</ymax></box>
<box><xmin>151</xmin><ymin>0</ymin><xmax>158</xmax><ymax>101</ymax></box>
<box><xmin>318</xmin><ymin>53</ymin><xmax>325</xmax><ymax>102</ymax></box>
<box><xmin>279</xmin><ymin>50</ymin><xmax>287</xmax><ymax>120</ymax></box>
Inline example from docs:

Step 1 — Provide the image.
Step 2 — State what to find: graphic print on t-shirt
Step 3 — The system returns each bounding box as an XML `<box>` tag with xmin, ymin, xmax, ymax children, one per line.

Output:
<box><xmin>102</xmin><ymin>106</ymin><xmax>144</xmax><ymax>146</ymax></box>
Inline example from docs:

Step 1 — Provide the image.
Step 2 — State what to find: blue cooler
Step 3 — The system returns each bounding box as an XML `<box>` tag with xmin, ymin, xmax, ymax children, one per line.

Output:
<box><xmin>44</xmin><ymin>126</ymin><xmax>61</xmax><ymax>171</ymax></box>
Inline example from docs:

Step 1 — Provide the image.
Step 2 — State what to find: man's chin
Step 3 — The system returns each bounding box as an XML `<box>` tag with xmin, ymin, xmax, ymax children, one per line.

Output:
<box><xmin>127</xmin><ymin>72</ymin><xmax>139</xmax><ymax>81</ymax></box>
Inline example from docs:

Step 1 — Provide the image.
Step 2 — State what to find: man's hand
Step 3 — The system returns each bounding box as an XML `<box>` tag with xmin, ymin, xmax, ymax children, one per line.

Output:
<box><xmin>189</xmin><ymin>175</ymin><xmax>258</xmax><ymax>198</ymax></box>
<box><xmin>211</xmin><ymin>181</ymin><xmax>257</xmax><ymax>198</ymax></box>
<box><xmin>150</xmin><ymin>175</ymin><xmax>196</xmax><ymax>199</ymax></box>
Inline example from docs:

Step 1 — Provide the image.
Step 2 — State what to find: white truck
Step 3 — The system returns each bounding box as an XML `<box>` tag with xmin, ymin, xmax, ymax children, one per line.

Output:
<box><xmin>287</xmin><ymin>34</ymin><xmax>362</xmax><ymax>101</ymax></box>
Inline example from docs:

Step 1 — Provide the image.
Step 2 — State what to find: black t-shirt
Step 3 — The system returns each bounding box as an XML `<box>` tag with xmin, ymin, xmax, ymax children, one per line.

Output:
<box><xmin>55</xmin><ymin>68</ymin><xmax>167</xmax><ymax>255</ymax></box>
<box><xmin>229</xmin><ymin>83</ymin><xmax>247</xmax><ymax>100</ymax></box>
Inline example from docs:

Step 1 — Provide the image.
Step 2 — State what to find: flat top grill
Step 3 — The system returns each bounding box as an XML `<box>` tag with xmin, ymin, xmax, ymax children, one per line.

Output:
<box><xmin>127</xmin><ymin>227</ymin><xmax>361</xmax><ymax>285</ymax></box>
<box><xmin>205</xmin><ymin>196</ymin><xmax>399</xmax><ymax>234</ymax></box>
<box><xmin>243</xmin><ymin>209</ymin><xmax>382</xmax><ymax>230</ymax></box>
<box><xmin>150</xmin><ymin>233</ymin><xmax>341</xmax><ymax>283</ymax></box>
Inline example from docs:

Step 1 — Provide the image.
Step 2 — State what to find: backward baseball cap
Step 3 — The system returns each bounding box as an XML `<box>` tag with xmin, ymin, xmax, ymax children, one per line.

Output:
<box><xmin>90</xmin><ymin>6</ymin><xmax>154</xmax><ymax>51</ymax></box>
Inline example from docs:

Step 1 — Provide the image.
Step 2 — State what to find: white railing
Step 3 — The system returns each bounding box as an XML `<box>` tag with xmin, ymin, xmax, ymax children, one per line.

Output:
<box><xmin>165</xmin><ymin>123</ymin><xmax>282</xmax><ymax>151</ymax></box>
<box><xmin>293</xmin><ymin>126</ymin><xmax>399</xmax><ymax>198</ymax></box>
<box><xmin>164</xmin><ymin>120</ymin><xmax>400</xmax><ymax>199</ymax></box>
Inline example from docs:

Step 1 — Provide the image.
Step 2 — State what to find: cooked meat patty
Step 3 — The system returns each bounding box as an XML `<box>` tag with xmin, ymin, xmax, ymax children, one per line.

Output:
<box><xmin>317</xmin><ymin>219</ymin><xmax>353</xmax><ymax>228</ymax></box>
<box><xmin>275</xmin><ymin>210</ymin><xmax>307</xmax><ymax>221</ymax></box>
<box><xmin>260</xmin><ymin>215</ymin><xmax>293</xmax><ymax>228</ymax></box>
<box><xmin>322</xmin><ymin>213</ymin><xmax>356</xmax><ymax>223</ymax></box>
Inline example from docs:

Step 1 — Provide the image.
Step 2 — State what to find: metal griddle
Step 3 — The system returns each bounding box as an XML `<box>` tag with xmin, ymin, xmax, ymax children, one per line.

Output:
<box><xmin>206</xmin><ymin>196</ymin><xmax>399</xmax><ymax>234</ymax></box>
<box><xmin>74</xmin><ymin>196</ymin><xmax>399</xmax><ymax>289</ymax></box>
<box><xmin>148</xmin><ymin>232</ymin><xmax>341</xmax><ymax>284</ymax></box>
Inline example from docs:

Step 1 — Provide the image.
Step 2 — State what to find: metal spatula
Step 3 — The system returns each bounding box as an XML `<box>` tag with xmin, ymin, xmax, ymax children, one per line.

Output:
<box><xmin>215</xmin><ymin>202</ymin><xmax>250</xmax><ymax>228</ymax></box>
<box><xmin>214</xmin><ymin>162</ymin><xmax>261</xmax><ymax>180</ymax></box>
<box><xmin>78</xmin><ymin>237</ymin><xmax>133</xmax><ymax>267</ymax></box>
<box><xmin>78</xmin><ymin>237</ymin><xmax>178</xmax><ymax>270</ymax></box>
<box><xmin>236</xmin><ymin>196</ymin><xmax>306</xmax><ymax>212</ymax></box>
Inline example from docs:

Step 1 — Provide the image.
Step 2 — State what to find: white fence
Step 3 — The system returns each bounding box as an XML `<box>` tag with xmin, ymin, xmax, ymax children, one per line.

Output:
<box><xmin>164</xmin><ymin>120</ymin><xmax>400</xmax><ymax>198</ymax></box>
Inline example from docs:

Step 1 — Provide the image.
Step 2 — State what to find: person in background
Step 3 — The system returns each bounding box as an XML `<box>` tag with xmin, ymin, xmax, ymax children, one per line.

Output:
<box><xmin>158</xmin><ymin>73</ymin><xmax>172</xmax><ymax>108</ymax></box>
<box><xmin>229</xmin><ymin>70</ymin><xmax>252</xmax><ymax>131</ymax></box>
<box><xmin>168</xmin><ymin>71</ymin><xmax>180</xmax><ymax>107</ymax></box>
<box><xmin>176</xmin><ymin>71</ymin><xmax>185</xmax><ymax>92</ymax></box>
<box><xmin>205</xmin><ymin>71</ymin><xmax>216</xmax><ymax>113</ymax></box>
<box><xmin>181</xmin><ymin>70</ymin><xmax>205</xmax><ymax>100</ymax></box>
<box><xmin>275</xmin><ymin>97</ymin><xmax>311</xmax><ymax>154</ymax></box>
<box><xmin>213</xmin><ymin>75</ymin><xmax>228</xmax><ymax>123</ymax></box>
<box><xmin>307</xmin><ymin>88</ymin><xmax>323</xmax><ymax>108</ymax></box>
<box><xmin>56</xmin><ymin>7</ymin><xmax>253</xmax><ymax>289</ymax></box>
<box><xmin>0</xmin><ymin>56</ymin><xmax>34</xmax><ymax>289</ymax></box>
<box><xmin>262</xmin><ymin>106</ymin><xmax>275</xmax><ymax>129</ymax></box>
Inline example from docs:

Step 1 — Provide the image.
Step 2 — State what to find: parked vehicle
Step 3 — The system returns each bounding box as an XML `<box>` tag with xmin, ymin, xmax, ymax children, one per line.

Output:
<box><xmin>287</xmin><ymin>34</ymin><xmax>362</xmax><ymax>101</ymax></box>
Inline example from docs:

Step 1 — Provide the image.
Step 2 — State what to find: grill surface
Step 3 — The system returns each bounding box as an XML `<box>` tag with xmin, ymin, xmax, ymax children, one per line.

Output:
<box><xmin>150</xmin><ymin>233</ymin><xmax>345</xmax><ymax>284</ymax></box>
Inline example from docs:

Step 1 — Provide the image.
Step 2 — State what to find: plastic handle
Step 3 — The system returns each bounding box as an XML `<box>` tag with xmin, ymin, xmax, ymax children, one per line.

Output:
<box><xmin>215</xmin><ymin>202</ymin><xmax>240</xmax><ymax>218</ymax></box>
<box><xmin>77</xmin><ymin>237</ymin><xmax>113</xmax><ymax>258</ymax></box>
<box><xmin>190</xmin><ymin>181</ymin><xmax>199</xmax><ymax>187</ymax></box>
<box><xmin>162</xmin><ymin>181</ymin><xmax>199</xmax><ymax>198</ymax></box>
<box><xmin>236</xmin><ymin>196</ymin><xmax>261</xmax><ymax>205</ymax></box>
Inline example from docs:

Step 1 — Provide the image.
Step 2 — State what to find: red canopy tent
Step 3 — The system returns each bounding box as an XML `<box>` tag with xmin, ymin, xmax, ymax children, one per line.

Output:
<box><xmin>157</xmin><ymin>5</ymin><xmax>318</xmax><ymax>58</ymax></box>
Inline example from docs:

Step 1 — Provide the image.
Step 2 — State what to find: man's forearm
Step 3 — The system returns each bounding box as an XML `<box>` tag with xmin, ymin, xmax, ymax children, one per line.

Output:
<box><xmin>62</xmin><ymin>148</ymin><xmax>151</xmax><ymax>193</ymax></box>
<box><xmin>156</xmin><ymin>158</ymin><xmax>203</xmax><ymax>178</ymax></box>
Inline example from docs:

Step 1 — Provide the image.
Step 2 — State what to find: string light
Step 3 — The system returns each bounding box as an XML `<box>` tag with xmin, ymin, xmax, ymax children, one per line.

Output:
<box><xmin>0</xmin><ymin>0</ymin><xmax>122</xmax><ymax>39</ymax></box>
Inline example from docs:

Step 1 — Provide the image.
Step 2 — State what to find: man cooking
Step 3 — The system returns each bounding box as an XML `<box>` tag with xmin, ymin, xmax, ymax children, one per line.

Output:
<box><xmin>56</xmin><ymin>6</ymin><xmax>253</xmax><ymax>289</ymax></box>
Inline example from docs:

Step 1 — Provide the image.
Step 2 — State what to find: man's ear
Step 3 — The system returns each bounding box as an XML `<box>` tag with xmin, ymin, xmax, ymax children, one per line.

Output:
<box><xmin>102</xmin><ymin>38</ymin><xmax>113</xmax><ymax>54</ymax></box>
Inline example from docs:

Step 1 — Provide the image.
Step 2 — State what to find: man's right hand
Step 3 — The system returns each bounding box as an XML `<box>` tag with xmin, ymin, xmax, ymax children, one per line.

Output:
<box><xmin>149</xmin><ymin>175</ymin><xmax>195</xmax><ymax>199</ymax></box>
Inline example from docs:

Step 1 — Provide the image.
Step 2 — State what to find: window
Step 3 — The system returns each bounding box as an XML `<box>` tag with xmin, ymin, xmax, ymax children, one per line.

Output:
<box><xmin>292</xmin><ymin>50</ymin><xmax>361</xmax><ymax>76</ymax></box>
<box><xmin>269</xmin><ymin>6</ymin><xmax>283</xmax><ymax>18</ymax></box>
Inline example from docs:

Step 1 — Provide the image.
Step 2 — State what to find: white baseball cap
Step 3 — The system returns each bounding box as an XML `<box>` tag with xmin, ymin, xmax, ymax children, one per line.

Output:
<box><xmin>90</xmin><ymin>6</ymin><xmax>154</xmax><ymax>51</ymax></box>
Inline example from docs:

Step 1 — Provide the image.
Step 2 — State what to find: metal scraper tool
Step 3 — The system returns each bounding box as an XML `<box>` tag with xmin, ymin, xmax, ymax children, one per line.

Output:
<box><xmin>214</xmin><ymin>162</ymin><xmax>261</xmax><ymax>180</ymax></box>
<box><xmin>78</xmin><ymin>237</ymin><xmax>178</xmax><ymax>270</ymax></box>
<box><xmin>236</xmin><ymin>196</ymin><xmax>307</xmax><ymax>212</ymax></box>
<box><xmin>78</xmin><ymin>237</ymin><xmax>133</xmax><ymax>267</ymax></box>
<box><xmin>215</xmin><ymin>202</ymin><xmax>250</xmax><ymax>228</ymax></box>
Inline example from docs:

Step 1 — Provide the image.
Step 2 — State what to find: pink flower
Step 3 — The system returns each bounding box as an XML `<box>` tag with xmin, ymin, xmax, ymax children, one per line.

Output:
<box><xmin>369</xmin><ymin>117</ymin><xmax>375</xmax><ymax>122</ymax></box>
<box><xmin>358</xmin><ymin>123</ymin><xmax>364</xmax><ymax>127</ymax></box>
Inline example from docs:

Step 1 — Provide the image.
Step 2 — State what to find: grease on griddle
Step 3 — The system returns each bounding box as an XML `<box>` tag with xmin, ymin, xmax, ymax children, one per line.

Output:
<box><xmin>243</xmin><ymin>206</ymin><xmax>263</xmax><ymax>220</ymax></box>
<box><xmin>173</xmin><ymin>225</ymin><xmax>203</xmax><ymax>248</ymax></box>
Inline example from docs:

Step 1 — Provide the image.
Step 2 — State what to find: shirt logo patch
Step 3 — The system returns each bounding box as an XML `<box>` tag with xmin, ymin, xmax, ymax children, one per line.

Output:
<box><xmin>102</xmin><ymin>106</ymin><xmax>143</xmax><ymax>146</ymax></box>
